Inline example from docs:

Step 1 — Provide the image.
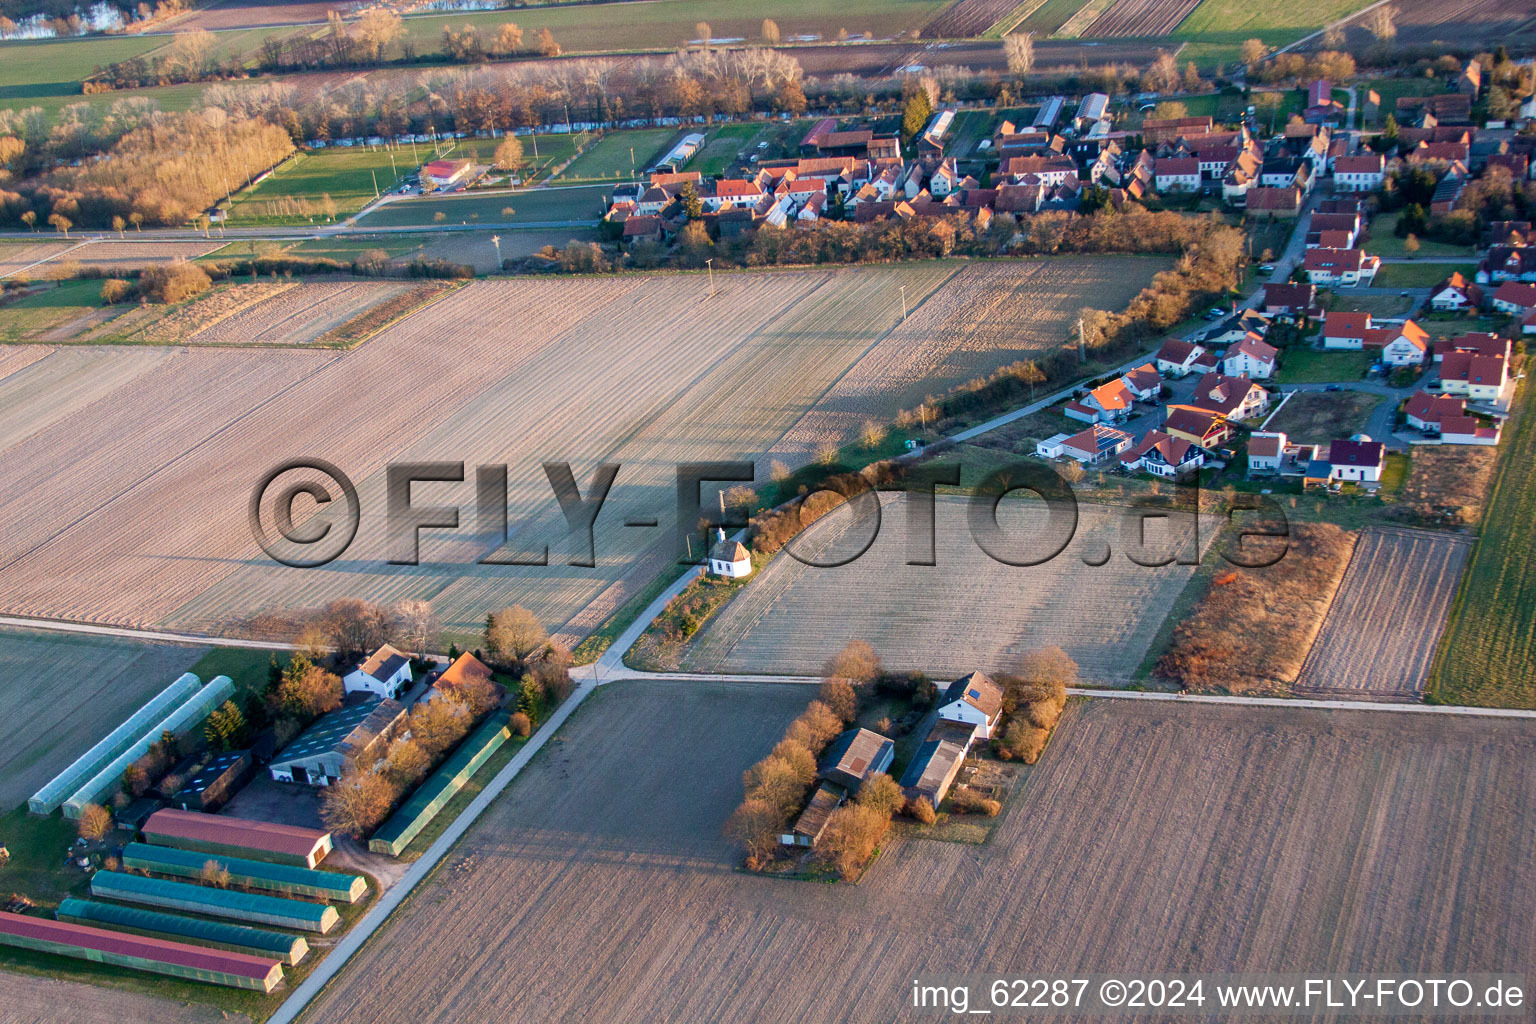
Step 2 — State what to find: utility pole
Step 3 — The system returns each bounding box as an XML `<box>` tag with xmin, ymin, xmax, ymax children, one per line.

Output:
<box><xmin>490</xmin><ymin>234</ymin><xmax>501</xmax><ymax>268</ymax></box>
<box><xmin>389</xmin><ymin>151</ymin><xmax>397</xmax><ymax>180</ymax></box>
<box><xmin>371</xmin><ymin>169</ymin><xmax>379</xmax><ymax>201</ymax></box>
<box><xmin>1077</xmin><ymin>316</ymin><xmax>1086</xmax><ymax>362</ymax></box>
<box><xmin>706</xmin><ymin>258</ymin><xmax>714</xmax><ymax>296</ymax></box>
<box><xmin>900</xmin><ymin>284</ymin><xmax>907</xmax><ymax>320</ymax></box>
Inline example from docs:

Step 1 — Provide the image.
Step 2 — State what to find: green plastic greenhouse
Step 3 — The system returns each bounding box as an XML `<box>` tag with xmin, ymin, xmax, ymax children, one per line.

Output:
<box><xmin>122</xmin><ymin>843</ymin><xmax>367</xmax><ymax>903</ymax></box>
<box><xmin>90</xmin><ymin>870</ymin><xmax>339</xmax><ymax>933</ymax></box>
<box><xmin>370</xmin><ymin>711</ymin><xmax>512</xmax><ymax>857</ymax></box>
<box><xmin>57</xmin><ymin>898</ymin><xmax>308</xmax><ymax>965</ymax></box>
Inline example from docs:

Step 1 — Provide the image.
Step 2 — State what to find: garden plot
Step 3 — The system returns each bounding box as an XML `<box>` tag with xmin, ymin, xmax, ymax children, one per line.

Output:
<box><xmin>87</xmin><ymin>280</ymin><xmax>294</xmax><ymax>344</ymax></box>
<box><xmin>187</xmin><ymin>281</ymin><xmax>412</xmax><ymax>346</ymax></box>
<box><xmin>0</xmin><ymin>241</ymin><xmax>74</xmax><ymax>279</ymax></box>
<box><xmin>298</xmin><ymin>681</ymin><xmax>1536</xmax><ymax>1024</ymax></box>
<box><xmin>1296</xmin><ymin>527</ymin><xmax>1471</xmax><ymax>699</ymax></box>
<box><xmin>0</xmin><ymin>626</ymin><xmax>207</xmax><ymax>810</ymax></box>
<box><xmin>683</xmin><ymin>494</ymin><xmax>1221</xmax><ymax>683</ymax></box>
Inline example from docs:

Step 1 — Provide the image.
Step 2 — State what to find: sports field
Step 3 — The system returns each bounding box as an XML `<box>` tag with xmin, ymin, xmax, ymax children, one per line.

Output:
<box><xmin>297</xmin><ymin>681</ymin><xmax>1536</xmax><ymax>1024</ymax></box>
<box><xmin>226</xmin><ymin>147</ymin><xmax>413</xmax><ymax>226</ymax></box>
<box><xmin>552</xmin><ymin>129</ymin><xmax>676</xmax><ymax>183</ymax></box>
<box><xmin>0</xmin><ymin>258</ymin><xmax>1163</xmax><ymax>648</ymax></box>
<box><xmin>1432</xmin><ymin>386</ymin><xmax>1536</xmax><ymax>707</ymax></box>
<box><xmin>356</xmin><ymin>183</ymin><xmax>611</xmax><ymax>228</ymax></box>
<box><xmin>0</xmin><ymin>627</ymin><xmax>207</xmax><ymax>810</ymax></box>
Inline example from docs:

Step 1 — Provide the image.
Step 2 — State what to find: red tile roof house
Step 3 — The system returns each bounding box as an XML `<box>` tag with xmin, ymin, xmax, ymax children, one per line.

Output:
<box><xmin>1243</xmin><ymin>186</ymin><xmax>1303</xmax><ymax>218</ymax></box>
<box><xmin>1439</xmin><ymin>415</ymin><xmax>1502</xmax><ymax>446</ymax></box>
<box><xmin>1247</xmin><ymin>431</ymin><xmax>1287</xmax><ymax>476</ymax></box>
<box><xmin>1163</xmin><ymin>406</ymin><xmax>1233</xmax><ymax>448</ymax></box>
<box><xmin>1524</xmin><ymin>308</ymin><xmax>1536</xmax><ymax>336</ymax></box>
<box><xmin>1322</xmin><ymin>311</ymin><xmax>1373</xmax><ymax>349</ymax></box>
<box><xmin>1118</xmin><ymin>430</ymin><xmax>1206</xmax><ymax>478</ymax></box>
<box><xmin>1333</xmin><ymin>153</ymin><xmax>1385</xmax><ymax>191</ymax></box>
<box><xmin>1154</xmin><ymin>156</ymin><xmax>1201</xmax><ymax>193</ymax></box>
<box><xmin>1314</xmin><ymin>229</ymin><xmax>1354</xmax><ymax>249</ymax></box>
<box><xmin>1185</xmin><ymin>372</ymin><xmax>1270</xmax><ymax>421</ymax></box>
<box><xmin>1476</xmin><ymin>245</ymin><xmax>1536</xmax><ymax>284</ymax></box>
<box><xmin>1262</xmin><ymin>282</ymin><xmax>1322</xmax><ymax>320</ymax></box>
<box><xmin>1306</xmin><ymin>212</ymin><xmax>1362</xmax><ymax>248</ymax></box>
<box><xmin>1304</xmin><ymin>247</ymin><xmax>1380</xmax><ymax>286</ymax></box>
<box><xmin>1058</xmin><ymin>423</ymin><xmax>1135</xmax><ymax>464</ymax></box>
<box><xmin>1154</xmin><ymin>338</ymin><xmax>1208</xmax><ymax>378</ymax></box>
<box><xmin>1439</xmin><ymin>351</ymin><xmax>1509</xmax><ymax>403</ymax></box>
<box><xmin>1490</xmin><ymin>281</ymin><xmax>1536</xmax><ymax>315</ymax></box>
<box><xmin>1405</xmin><ymin>391</ymin><xmax>1467</xmax><ymax>431</ymax></box>
<box><xmin>1065</xmin><ymin>377</ymin><xmax>1135</xmax><ymax>424</ymax></box>
<box><xmin>1121</xmin><ymin>362</ymin><xmax>1163</xmax><ymax>400</ymax></box>
<box><xmin>1325</xmin><ymin>439</ymin><xmax>1385</xmax><ymax>484</ymax></box>
<box><xmin>1433</xmin><ymin>331</ymin><xmax>1510</xmax><ymax>363</ymax></box>
<box><xmin>1223</xmin><ymin>335</ymin><xmax>1279</xmax><ymax>379</ymax></box>
<box><xmin>1429</xmin><ymin>272</ymin><xmax>1482</xmax><ymax>311</ymax></box>
<box><xmin>1366</xmin><ymin>320</ymin><xmax>1430</xmax><ymax>366</ymax></box>
<box><xmin>935</xmin><ymin>672</ymin><xmax>1004</xmax><ymax>740</ymax></box>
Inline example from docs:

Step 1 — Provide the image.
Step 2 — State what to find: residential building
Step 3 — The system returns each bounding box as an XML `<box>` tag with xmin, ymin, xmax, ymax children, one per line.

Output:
<box><xmin>1490</xmin><ymin>280</ymin><xmax>1536</xmax><ymax>315</ymax></box>
<box><xmin>1183</xmin><ymin>372</ymin><xmax>1269</xmax><ymax>421</ymax></box>
<box><xmin>1223</xmin><ymin>335</ymin><xmax>1278</xmax><ymax>379</ymax></box>
<box><xmin>1433</xmin><ymin>331</ymin><xmax>1510</xmax><ymax>362</ymax></box>
<box><xmin>1247</xmin><ymin>431</ymin><xmax>1287</xmax><ymax>475</ymax></box>
<box><xmin>1200</xmin><ymin>308</ymin><xmax>1270</xmax><ymax>347</ymax></box>
<box><xmin>1429</xmin><ymin>272</ymin><xmax>1482</xmax><ymax>311</ymax></box>
<box><xmin>1439</xmin><ymin>351</ymin><xmax>1508</xmax><ymax>402</ymax></box>
<box><xmin>1243</xmin><ymin>186</ymin><xmax>1303</xmax><ymax>217</ymax></box>
<box><xmin>342</xmin><ymin>644</ymin><xmax>411</xmax><ymax>699</ymax></box>
<box><xmin>1325</xmin><ymin>439</ymin><xmax>1385</xmax><ymax>483</ymax></box>
<box><xmin>1118</xmin><ymin>430</ymin><xmax>1205</xmax><ymax>478</ymax></box>
<box><xmin>1058</xmin><ymin>423</ymin><xmax>1134</xmax><ymax>464</ymax></box>
<box><xmin>1155</xmin><ymin>157</ymin><xmax>1200</xmax><ymax>193</ymax></box>
<box><xmin>1375</xmin><ymin>321</ymin><xmax>1430</xmax><ymax>366</ymax></box>
<box><xmin>1304</xmin><ymin>248</ymin><xmax>1380</xmax><ymax>286</ymax></box>
<box><xmin>1154</xmin><ymin>338</ymin><xmax>1207</xmax><ymax>378</ymax></box>
<box><xmin>1163</xmin><ymin>406</ymin><xmax>1232</xmax><ymax>448</ymax></box>
<box><xmin>1066</xmin><ymin>377</ymin><xmax>1135</xmax><ymax>424</ymax></box>
<box><xmin>1121</xmin><ymin>363</ymin><xmax>1163</xmax><ymax>400</ymax></box>
<box><xmin>1333</xmin><ymin>153</ymin><xmax>1385</xmax><ymax>191</ymax></box>
<box><xmin>1262</xmin><ymin>282</ymin><xmax>1322</xmax><ymax>320</ymax></box>
<box><xmin>1405</xmin><ymin>391</ymin><xmax>1467</xmax><ymax>431</ymax></box>
<box><xmin>1322</xmin><ymin>311</ymin><xmax>1373</xmax><ymax>348</ymax></box>
<box><xmin>429</xmin><ymin>652</ymin><xmax>502</xmax><ymax>706</ymax></box>
<box><xmin>1477</xmin><ymin>246</ymin><xmax>1536</xmax><ymax>283</ymax></box>
<box><xmin>1439</xmin><ymin>415</ymin><xmax>1501</xmax><ymax>445</ymax></box>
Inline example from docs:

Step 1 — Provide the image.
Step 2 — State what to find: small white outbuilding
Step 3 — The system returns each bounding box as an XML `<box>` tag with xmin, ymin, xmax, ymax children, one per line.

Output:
<box><xmin>708</xmin><ymin>529</ymin><xmax>752</xmax><ymax>579</ymax></box>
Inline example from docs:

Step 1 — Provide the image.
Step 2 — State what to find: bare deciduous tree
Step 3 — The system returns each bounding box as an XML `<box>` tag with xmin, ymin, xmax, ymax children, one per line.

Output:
<box><xmin>393</xmin><ymin>599</ymin><xmax>439</xmax><ymax>659</ymax></box>
<box><xmin>1004</xmin><ymin>32</ymin><xmax>1033</xmax><ymax>75</ymax></box>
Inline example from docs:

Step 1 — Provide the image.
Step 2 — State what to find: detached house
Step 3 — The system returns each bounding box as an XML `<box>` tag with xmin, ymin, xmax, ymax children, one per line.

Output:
<box><xmin>1058</xmin><ymin>423</ymin><xmax>1135</xmax><ymax>464</ymax></box>
<box><xmin>1223</xmin><ymin>335</ymin><xmax>1278</xmax><ymax>379</ymax></box>
<box><xmin>1155</xmin><ymin>157</ymin><xmax>1201</xmax><ymax>193</ymax></box>
<box><xmin>1439</xmin><ymin>351</ymin><xmax>1508</xmax><ymax>403</ymax></box>
<box><xmin>1247</xmin><ymin>431</ymin><xmax>1287</xmax><ymax>475</ymax></box>
<box><xmin>1433</xmin><ymin>331</ymin><xmax>1510</xmax><ymax>363</ymax></box>
<box><xmin>1121</xmin><ymin>363</ymin><xmax>1163</xmax><ymax>400</ymax></box>
<box><xmin>1119</xmin><ymin>431</ymin><xmax>1205</xmax><ymax>478</ymax></box>
<box><xmin>1154</xmin><ymin>338</ymin><xmax>1209</xmax><ymax>378</ymax></box>
<box><xmin>1429</xmin><ymin>272</ymin><xmax>1482</xmax><ymax>311</ymax></box>
<box><xmin>936</xmin><ymin>672</ymin><xmax>1004</xmax><ymax>740</ymax></box>
<box><xmin>1322</xmin><ymin>311</ymin><xmax>1373</xmax><ymax>349</ymax></box>
<box><xmin>1324</xmin><ymin>439</ymin><xmax>1385</xmax><ymax>484</ymax></box>
<box><xmin>1372</xmin><ymin>321</ymin><xmax>1430</xmax><ymax>366</ymax></box>
<box><xmin>1066</xmin><ymin>377</ymin><xmax>1135</xmax><ymax>424</ymax></box>
<box><xmin>1163</xmin><ymin>406</ymin><xmax>1233</xmax><ymax>448</ymax></box>
<box><xmin>1405</xmin><ymin>391</ymin><xmax>1467</xmax><ymax>431</ymax></box>
<box><xmin>1262</xmin><ymin>282</ymin><xmax>1322</xmax><ymax>320</ymax></box>
<box><xmin>343</xmin><ymin>645</ymin><xmax>412</xmax><ymax>700</ymax></box>
<box><xmin>1184</xmin><ymin>372</ymin><xmax>1269</xmax><ymax>421</ymax></box>
<box><xmin>1304</xmin><ymin>248</ymin><xmax>1380</xmax><ymax>286</ymax></box>
<box><xmin>1490</xmin><ymin>281</ymin><xmax>1536</xmax><ymax>315</ymax></box>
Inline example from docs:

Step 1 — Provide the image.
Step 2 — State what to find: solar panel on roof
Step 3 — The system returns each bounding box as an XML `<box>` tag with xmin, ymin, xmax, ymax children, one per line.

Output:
<box><xmin>969</xmin><ymin>689</ymin><xmax>981</xmax><ymax>699</ymax></box>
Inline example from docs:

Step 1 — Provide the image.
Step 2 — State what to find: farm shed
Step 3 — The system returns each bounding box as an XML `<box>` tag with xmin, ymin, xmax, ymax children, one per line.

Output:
<box><xmin>142</xmin><ymin>808</ymin><xmax>334</xmax><ymax>868</ymax></box>
<box><xmin>269</xmin><ymin>697</ymin><xmax>407</xmax><ymax>787</ymax></box>
<box><xmin>164</xmin><ymin>750</ymin><xmax>253</xmax><ymax>812</ymax></box>
<box><xmin>90</xmin><ymin>871</ymin><xmax>340</xmax><ymax>933</ymax></box>
<box><xmin>57</xmin><ymin>898</ymin><xmax>308</xmax><ymax>965</ymax></box>
<box><xmin>63</xmin><ymin>675</ymin><xmax>235</xmax><ymax>819</ymax></box>
<box><xmin>122</xmin><ymin>843</ymin><xmax>367</xmax><ymax>903</ymax></box>
<box><xmin>0</xmin><ymin>911</ymin><xmax>283</xmax><ymax>993</ymax></box>
<box><xmin>782</xmin><ymin>781</ymin><xmax>844</xmax><ymax>848</ymax></box>
<box><xmin>369</xmin><ymin>711</ymin><xmax>513</xmax><ymax>857</ymax></box>
<box><xmin>899</xmin><ymin>722</ymin><xmax>976</xmax><ymax>810</ymax></box>
<box><xmin>28</xmin><ymin>673</ymin><xmax>201</xmax><ymax>815</ymax></box>
<box><xmin>818</xmin><ymin>728</ymin><xmax>894</xmax><ymax>790</ymax></box>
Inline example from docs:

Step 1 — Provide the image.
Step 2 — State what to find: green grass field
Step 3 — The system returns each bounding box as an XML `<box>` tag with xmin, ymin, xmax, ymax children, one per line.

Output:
<box><xmin>1173</xmin><ymin>0</ymin><xmax>1376</xmax><ymax>44</ymax></box>
<box><xmin>1373</xmin><ymin>262</ymin><xmax>1476</xmax><ymax>290</ymax></box>
<box><xmin>355</xmin><ymin>182</ymin><xmax>609</xmax><ymax>228</ymax></box>
<box><xmin>1271</xmin><ymin>348</ymin><xmax>1373</xmax><ymax>385</ymax></box>
<box><xmin>1014</xmin><ymin>0</ymin><xmax>1088</xmax><ymax>36</ymax></box>
<box><xmin>0</xmin><ymin>35</ymin><xmax>164</xmax><ymax>92</ymax></box>
<box><xmin>0</xmin><ymin>280</ymin><xmax>113</xmax><ymax>342</ymax></box>
<box><xmin>397</xmin><ymin>0</ymin><xmax>947</xmax><ymax>53</ymax></box>
<box><xmin>1368</xmin><ymin>213</ymin><xmax>1475</xmax><ymax>259</ymax></box>
<box><xmin>1432</xmin><ymin>384</ymin><xmax>1536</xmax><ymax>707</ymax></box>
<box><xmin>225</xmin><ymin>146</ymin><xmax>414</xmax><ymax>226</ymax></box>
<box><xmin>554</xmin><ymin>128</ymin><xmax>677</xmax><ymax>183</ymax></box>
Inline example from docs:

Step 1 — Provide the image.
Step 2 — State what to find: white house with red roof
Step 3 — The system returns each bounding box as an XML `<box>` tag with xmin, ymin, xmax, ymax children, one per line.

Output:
<box><xmin>1065</xmin><ymin>377</ymin><xmax>1135</xmax><ymax>424</ymax></box>
<box><xmin>1223</xmin><ymin>335</ymin><xmax>1278</xmax><ymax>379</ymax></box>
<box><xmin>1490</xmin><ymin>281</ymin><xmax>1536</xmax><ymax>315</ymax></box>
<box><xmin>1404</xmin><ymin>391</ymin><xmax>1467</xmax><ymax>431</ymax></box>
<box><xmin>1372</xmin><ymin>321</ymin><xmax>1430</xmax><ymax>366</ymax></box>
<box><xmin>1433</xmin><ymin>331</ymin><xmax>1510</xmax><ymax>363</ymax></box>
<box><xmin>1429</xmin><ymin>272</ymin><xmax>1482</xmax><ymax>311</ymax></box>
<box><xmin>1154</xmin><ymin>338</ymin><xmax>1208</xmax><ymax>378</ymax></box>
<box><xmin>1325</xmin><ymin>438</ymin><xmax>1385</xmax><ymax>483</ymax></box>
<box><xmin>1121</xmin><ymin>362</ymin><xmax>1163</xmax><ymax>400</ymax></box>
<box><xmin>1333</xmin><ymin>153</ymin><xmax>1384</xmax><ymax>191</ymax></box>
<box><xmin>1185</xmin><ymin>372</ymin><xmax>1270</xmax><ymax>420</ymax></box>
<box><xmin>1439</xmin><ymin>415</ymin><xmax>1501</xmax><ymax>446</ymax></box>
<box><xmin>1057</xmin><ymin>423</ymin><xmax>1135</xmax><ymax>464</ymax></box>
<box><xmin>1322</xmin><ymin>310</ymin><xmax>1372</xmax><ymax>349</ymax></box>
<box><xmin>1155</xmin><ymin>157</ymin><xmax>1201</xmax><ymax>192</ymax></box>
<box><xmin>1304</xmin><ymin>248</ymin><xmax>1380</xmax><ymax>286</ymax></box>
<box><xmin>1118</xmin><ymin>430</ymin><xmax>1206</xmax><ymax>478</ymax></box>
<box><xmin>1247</xmin><ymin>431</ymin><xmax>1287</xmax><ymax>475</ymax></box>
<box><xmin>1439</xmin><ymin>351</ymin><xmax>1509</xmax><ymax>403</ymax></box>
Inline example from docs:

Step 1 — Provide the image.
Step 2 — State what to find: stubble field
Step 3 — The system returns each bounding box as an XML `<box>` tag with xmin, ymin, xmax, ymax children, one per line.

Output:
<box><xmin>1296</xmin><ymin>527</ymin><xmax>1471</xmax><ymax>699</ymax></box>
<box><xmin>681</xmin><ymin>494</ymin><xmax>1219</xmax><ymax>682</ymax></box>
<box><xmin>185</xmin><ymin>280</ymin><xmax>413</xmax><ymax>346</ymax></box>
<box><xmin>0</xmin><ymin>258</ymin><xmax>1164</xmax><ymax>647</ymax></box>
<box><xmin>297</xmin><ymin>679</ymin><xmax>1536</xmax><ymax>1024</ymax></box>
<box><xmin>0</xmin><ymin>627</ymin><xmax>207</xmax><ymax>810</ymax></box>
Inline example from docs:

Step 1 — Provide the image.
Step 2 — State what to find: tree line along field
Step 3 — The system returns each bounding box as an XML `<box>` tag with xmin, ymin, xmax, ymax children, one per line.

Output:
<box><xmin>681</xmin><ymin>494</ymin><xmax>1220</xmax><ymax>682</ymax></box>
<box><xmin>1296</xmin><ymin>527</ymin><xmax>1472</xmax><ymax>700</ymax></box>
<box><xmin>0</xmin><ymin>257</ymin><xmax>1164</xmax><ymax>650</ymax></box>
<box><xmin>295</xmin><ymin>680</ymin><xmax>1536</xmax><ymax>1024</ymax></box>
<box><xmin>0</xmin><ymin>627</ymin><xmax>207</xmax><ymax>809</ymax></box>
<box><xmin>1432</xmin><ymin>386</ymin><xmax>1536</xmax><ymax>708</ymax></box>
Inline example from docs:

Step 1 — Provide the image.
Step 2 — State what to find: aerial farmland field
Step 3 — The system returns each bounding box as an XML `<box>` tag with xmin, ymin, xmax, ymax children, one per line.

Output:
<box><xmin>681</xmin><ymin>494</ymin><xmax>1219</xmax><ymax>681</ymax></box>
<box><xmin>1083</xmin><ymin>0</ymin><xmax>1203</xmax><ymax>36</ymax></box>
<box><xmin>297</xmin><ymin>680</ymin><xmax>1536</xmax><ymax>1024</ymax></box>
<box><xmin>0</xmin><ymin>258</ymin><xmax>1164</xmax><ymax>648</ymax></box>
<box><xmin>0</xmin><ymin>627</ymin><xmax>207</xmax><ymax>809</ymax></box>
<box><xmin>1296</xmin><ymin>527</ymin><xmax>1472</xmax><ymax>699</ymax></box>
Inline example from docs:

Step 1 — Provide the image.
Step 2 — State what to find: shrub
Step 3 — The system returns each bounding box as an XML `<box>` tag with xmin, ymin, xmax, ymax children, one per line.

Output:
<box><xmin>141</xmin><ymin>261</ymin><xmax>210</xmax><ymax>304</ymax></box>
<box><xmin>857</xmin><ymin>773</ymin><xmax>903</xmax><ymax>816</ymax></box>
<box><xmin>724</xmin><ymin>798</ymin><xmax>786</xmax><ymax>870</ymax></box>
<box><xmin>815</xmin><ymin>802</ymin><xmax>890</xmax><ymax>880</ymax></box>
<box><xmin>948</xmin><ymin>787</ymin><xmax>1001</xmax><ymax>816</ymax></box>
<box><xmin>99</xmin><ymin>278</ymin><xmax>132</xmax><ymax>304</ymax></box>
<box><xmin>906</xmin><ymin>797</ymin><xmax>938</xmax><ymax>824</ymax></box>
<box><xmin>742</xmin><ymin>754</ymin><xmax>811</xmax><ymax>814</ymax></box>
<box><xmin>771</xmin><ymin>739</ymin><xmax>817</xmax><ymax>784</ymax></box>
<box><xmin>785</xmin><ymin>700</ymin><xmax>843</xmax><ymax>753</ymax></box>
<box><xmin>320</xmin><ymin>767</ymin><xmax>397</xmax><ymax>838</ymax></box>
<box><xmin>77</xmin><ymin>803</ymin><xmax>112</xmax><ymax>841</ymax></box>
<box><xmin>383</xmin><ymin>737</ymin><xmax>430</xmax><ymax>787</ymax></box>
<box><xmin>997</xmin><ymin>720</ymin><xmax>1050</xmax><ymax>764</ymax></box>
<box><xmin>509</xmin><ymin>711</ymin><xmax>532</xmax><ymax>737</ymax></box>
<box><xmin>825</xmin><ymin>640</ymin><xmax>880</xmax><ymax>685</ymax></box>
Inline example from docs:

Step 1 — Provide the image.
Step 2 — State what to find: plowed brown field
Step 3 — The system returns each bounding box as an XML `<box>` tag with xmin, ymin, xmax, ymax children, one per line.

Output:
<box><xmin>1296</xmin><ymin>526</ymin><xmax>1471</xmax><ymax>699</ymax></box>
<box><xmin>1083</xmin><ymin>0</ymin><xmax>1201</xmax><ymax>36</ymax></box>
<box><xmin>297</xmin><ymin>681</ymin><xmax>1536</xmax><ymax>1024</ymax></box>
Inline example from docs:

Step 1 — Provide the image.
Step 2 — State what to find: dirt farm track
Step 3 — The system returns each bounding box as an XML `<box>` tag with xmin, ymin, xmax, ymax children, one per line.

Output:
<box><xmin>296</xmin><ymin>681</ymin><xmax>1536</xmax><ymax>1024</ymax></box>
